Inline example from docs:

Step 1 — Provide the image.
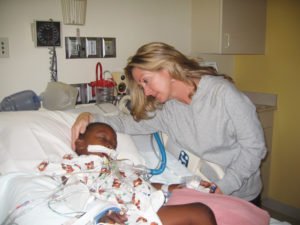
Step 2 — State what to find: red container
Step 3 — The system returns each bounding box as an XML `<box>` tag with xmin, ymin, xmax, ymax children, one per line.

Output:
<box><xmin>89</xmin><ymin>62</ymin><xmax>116</xmax><ymax>98</ymax></box>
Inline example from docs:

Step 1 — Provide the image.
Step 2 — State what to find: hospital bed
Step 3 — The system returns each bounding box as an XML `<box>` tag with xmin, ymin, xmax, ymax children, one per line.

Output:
<box><xmin>0</xmin><ymin>105</ymin><xmax>291</xmax><ymax>225</ymax></box>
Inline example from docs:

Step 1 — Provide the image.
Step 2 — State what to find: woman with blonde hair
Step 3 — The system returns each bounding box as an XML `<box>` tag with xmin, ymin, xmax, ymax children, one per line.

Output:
<box><xmin>72</xmin><ymin>42</ymin><xmax>266</xmax><ymax>206</ymax></box>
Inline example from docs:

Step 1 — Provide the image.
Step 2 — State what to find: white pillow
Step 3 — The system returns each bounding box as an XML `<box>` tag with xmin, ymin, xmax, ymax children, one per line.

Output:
<box><xmin>116</xmin><ymin>132</ymin><xmax>145</xmax><ymax>165</ymax></box>
<box><xmin>0</xmin><ymin>110</ymin><xmax>144</xmax><ymax>174</ymax></box>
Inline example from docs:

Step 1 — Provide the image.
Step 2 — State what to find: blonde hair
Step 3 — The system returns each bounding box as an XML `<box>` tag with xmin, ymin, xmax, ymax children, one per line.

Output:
<box><xmin>124</xmin><ymin>42</ymin><xmax>232</xmax><ymax>121</ymax></box>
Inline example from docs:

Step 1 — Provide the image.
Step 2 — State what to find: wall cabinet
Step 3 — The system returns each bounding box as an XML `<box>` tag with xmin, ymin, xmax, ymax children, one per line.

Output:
<box><xmin>191</xmin><ymin>0</ymin><xmax>267</xmax><ymax>54</ymax></box>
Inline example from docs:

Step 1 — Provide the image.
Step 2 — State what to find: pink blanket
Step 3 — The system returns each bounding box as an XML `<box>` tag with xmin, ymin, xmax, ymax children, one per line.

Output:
<box><xmin>166</xmin><ymin>188</ymin><xmax>270</xmax><ymax>225</ymax></box>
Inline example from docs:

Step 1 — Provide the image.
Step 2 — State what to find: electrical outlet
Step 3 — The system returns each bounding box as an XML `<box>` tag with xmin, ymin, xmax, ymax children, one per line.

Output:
<box><xmin>0</xmin><ymin>37</ymin><xmax>9</xmax><ymax>58</ymax></box>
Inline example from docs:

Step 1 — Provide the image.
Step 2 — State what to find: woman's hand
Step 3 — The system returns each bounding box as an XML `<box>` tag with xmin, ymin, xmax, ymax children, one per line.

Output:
<box><xmin>71</xmin><ymin>112</ymin><xmax>92</xmax><ymax>150</ymax></box>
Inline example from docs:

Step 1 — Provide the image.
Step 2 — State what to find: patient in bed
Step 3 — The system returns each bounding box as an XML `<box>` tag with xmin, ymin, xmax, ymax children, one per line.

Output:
<box><xmin>37</xmin><ymin>122</ymin><xmax>217</xmax><ymax>225</ymax></box>
<box><xmin>75</xmin><ymin>122</ymin><xmax>271</xmax><ymax>225</ymax></box>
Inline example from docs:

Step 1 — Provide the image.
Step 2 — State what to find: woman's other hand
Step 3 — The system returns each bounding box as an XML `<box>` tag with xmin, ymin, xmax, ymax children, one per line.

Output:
<box><xmin>71</xmin><ymin>112</ymin><xmax>92</xmax><ymax>150</ymax></box>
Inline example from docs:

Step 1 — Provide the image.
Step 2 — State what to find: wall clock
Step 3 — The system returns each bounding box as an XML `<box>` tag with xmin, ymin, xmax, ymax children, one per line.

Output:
<box><xmin>36</xmin><ymin>21</ymin><xmax>61</xmax><ymax>47</ymax></box>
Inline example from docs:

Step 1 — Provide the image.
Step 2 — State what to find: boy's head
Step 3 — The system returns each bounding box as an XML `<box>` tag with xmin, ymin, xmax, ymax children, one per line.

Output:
<box><xmin>75</xmin><ymin>122</ymin><xmax>117</xmax><ymax>156</ymax></box>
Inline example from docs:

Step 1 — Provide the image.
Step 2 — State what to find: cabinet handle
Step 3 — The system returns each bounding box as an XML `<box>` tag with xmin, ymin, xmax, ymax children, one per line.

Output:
<box><xmin>224</xmin><ymin>33</ymin><xmax>230</xmax><ymax>49</ymax></box>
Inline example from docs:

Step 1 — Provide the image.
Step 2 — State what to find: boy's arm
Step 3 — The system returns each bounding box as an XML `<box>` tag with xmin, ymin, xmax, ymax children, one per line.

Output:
<box><xmin>151</xmin><ymin>181</ymin><xmax>221</xmax><ymax>194</ymax></box>
<box><xmin>158</xmin><ymin>203</ymin><xmax>217</xmax><ymax>225</ymax></box>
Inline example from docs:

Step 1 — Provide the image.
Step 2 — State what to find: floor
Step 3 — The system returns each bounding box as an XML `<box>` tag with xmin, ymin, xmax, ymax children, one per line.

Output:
<box><xmin>263</xmin><ymin>207</ymin><xmax>300</xmax><ymax>225</ymax></box>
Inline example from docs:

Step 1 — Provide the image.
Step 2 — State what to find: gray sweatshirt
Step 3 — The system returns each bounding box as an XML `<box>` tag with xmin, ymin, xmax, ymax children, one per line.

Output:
<box><xmin>93</xmin><ymin>75</ymin><xmax>267</xmax><ymax>201</ymax></box>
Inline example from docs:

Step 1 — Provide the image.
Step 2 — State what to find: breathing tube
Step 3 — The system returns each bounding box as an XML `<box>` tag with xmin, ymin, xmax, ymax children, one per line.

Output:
<box><xmin>148</xmin><ymin>132</ymin><xmax>167</xmax><ymax>176</ymax></box>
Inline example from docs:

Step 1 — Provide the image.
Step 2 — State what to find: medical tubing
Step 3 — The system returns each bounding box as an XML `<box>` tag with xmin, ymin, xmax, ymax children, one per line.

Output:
<box><xmin>149</xmin><ymin>132</ymin><xmax>167</xmax><ymax>175</ymax></box>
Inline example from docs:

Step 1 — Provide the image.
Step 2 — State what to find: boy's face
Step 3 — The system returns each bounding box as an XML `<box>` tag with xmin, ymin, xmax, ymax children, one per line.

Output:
<box><xmin>75</xmin><ymin>125</ymin><xmax>117</xmax><ymax>156</ymax></box>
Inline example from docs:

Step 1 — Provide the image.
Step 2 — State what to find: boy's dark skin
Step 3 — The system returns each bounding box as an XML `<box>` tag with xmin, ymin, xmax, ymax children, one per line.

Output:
<box><xmin>75</xmin><ymin>122</ymin><xmax>217</xmax><ymax>225</ymax></box>
<box><xmin>75</xmin><ymin>122</ymin><xmax>117</xmax><ymax>156</ymax></box>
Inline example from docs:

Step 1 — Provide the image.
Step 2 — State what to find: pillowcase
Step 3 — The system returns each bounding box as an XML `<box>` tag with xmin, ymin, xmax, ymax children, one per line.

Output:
<box><xmin>0</xmin><ymin>110</ymin><xmax>145</xmax><ymax>174</ymax></box>
<box><xmin>115</xmin><ymin>132</ymin><xmax>145</xmax><ymax>165</ymax></box>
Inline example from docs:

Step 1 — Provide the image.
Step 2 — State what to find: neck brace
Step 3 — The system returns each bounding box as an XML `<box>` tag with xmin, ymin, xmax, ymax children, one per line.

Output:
<box><xmin>87</xmin><ymin>145</ymin><xmax>117</xmax><ymax>159</ymax></box>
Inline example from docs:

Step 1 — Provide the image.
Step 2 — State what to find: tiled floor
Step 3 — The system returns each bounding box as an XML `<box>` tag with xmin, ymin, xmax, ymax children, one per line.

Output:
<box><xmin>263</xmin><ymin>207</ymin><xmax>300</xmax><ymax>225</ymax></box>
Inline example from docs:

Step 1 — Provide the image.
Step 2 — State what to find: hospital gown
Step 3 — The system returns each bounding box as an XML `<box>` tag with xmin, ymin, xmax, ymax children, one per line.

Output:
<box><xmin>36</xmin><ymin>153</ymin><xmax>163</xmax><ymax>225</ymax></box>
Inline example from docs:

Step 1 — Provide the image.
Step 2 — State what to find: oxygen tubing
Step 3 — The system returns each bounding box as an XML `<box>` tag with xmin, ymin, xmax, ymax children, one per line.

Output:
<box><xmin>149</xmin><ymin>132</ymin><xmax>167</xmax><ymax>175</ymax></box>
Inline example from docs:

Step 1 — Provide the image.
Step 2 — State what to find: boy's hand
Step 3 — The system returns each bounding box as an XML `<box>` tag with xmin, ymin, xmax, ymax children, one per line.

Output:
<box><xmin>99</xmin><ymin>210</ymin><xmax>128</xmax><ymax>225</ymax></box>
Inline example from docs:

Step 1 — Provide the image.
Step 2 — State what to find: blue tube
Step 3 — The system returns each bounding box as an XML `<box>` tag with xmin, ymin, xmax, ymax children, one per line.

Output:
<box><xmin>149</xmin><ymin>132</ymin><xmax>167</xmax><ymax>175</ymax></box>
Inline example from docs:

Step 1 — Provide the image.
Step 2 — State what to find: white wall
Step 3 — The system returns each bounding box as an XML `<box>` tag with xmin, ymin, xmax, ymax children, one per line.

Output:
<box><xmin>0</xmin><ymin>0</ymin><xmax>191</xmax><ymax>100</ymax></box>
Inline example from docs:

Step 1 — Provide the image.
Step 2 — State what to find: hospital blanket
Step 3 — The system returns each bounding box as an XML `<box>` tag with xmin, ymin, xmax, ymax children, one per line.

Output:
<box><xmin>166</xmin><ymin>188</ymin><xmax>270</xmax><ymax>225</ymax></box>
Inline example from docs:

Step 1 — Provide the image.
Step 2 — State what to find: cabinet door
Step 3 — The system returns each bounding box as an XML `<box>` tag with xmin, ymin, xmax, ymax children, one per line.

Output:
<box><xmin>191</xmin><ymin>0</ymin><xmax>266</xmax><ymax>54</ymax></box>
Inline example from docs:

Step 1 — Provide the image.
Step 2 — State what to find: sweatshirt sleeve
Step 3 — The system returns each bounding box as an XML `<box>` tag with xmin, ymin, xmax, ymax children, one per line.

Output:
<box><xmin>216</xmin><ymin>84</ymin><xmax>267</xmax><ymax>195</ymax></box>
<box><xmin>92</xmin><ymin>112</ymin><xmax>159</xmax><ymax>135</ymax></box>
